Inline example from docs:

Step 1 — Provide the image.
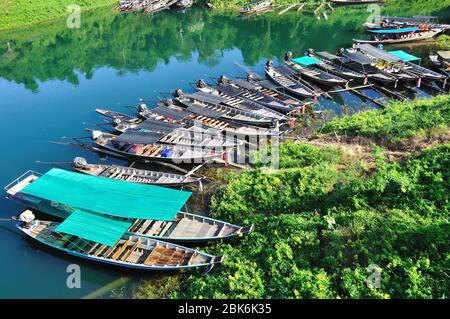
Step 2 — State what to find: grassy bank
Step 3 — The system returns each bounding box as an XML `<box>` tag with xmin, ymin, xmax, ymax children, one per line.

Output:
<box><xmin>134</xmin><ymin>94</ymin><xmax>449</xmax><ymax>299</ymax></box>
<box><xmin>0</xmin><ymin>0</ymin><xmax>116</xmax><ymax>31</ymax></box>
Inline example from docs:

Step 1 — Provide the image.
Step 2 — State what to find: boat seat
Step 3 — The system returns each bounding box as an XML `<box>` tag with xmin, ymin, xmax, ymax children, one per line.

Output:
<box><xmin>93</xmin><ymin>244</ymin><xmax>107</xmax><ymax>257</ymax></box>
<box><xmin>112</xmin><ymin>238</ymin><xmax>131</xmax><ymax>260</ymax></box>
<box><xmin>102</xmin><ymin>241</ymin><xmax>121</xmax><ymax>258</ymax></box>
<box><xmin>121</xmin><ymin>239</ymin><xmax>141</xmax><ymax>262</ymax></box>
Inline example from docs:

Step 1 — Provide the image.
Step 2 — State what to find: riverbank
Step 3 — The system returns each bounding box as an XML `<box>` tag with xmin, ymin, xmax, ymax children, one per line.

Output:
<box><xmin>0</xmin><ymin>0</ymin><xmax>116</xmax><ymax>31</ymax></box>
<box><xmin>134</xmin><ymin>94</ymin><xmax>450</xmax><ymax>299</ymax></box>
<box><xmin>2</xmin><ymin>0</ymin><xmax>450</xmax><ymax>32</ymax></box>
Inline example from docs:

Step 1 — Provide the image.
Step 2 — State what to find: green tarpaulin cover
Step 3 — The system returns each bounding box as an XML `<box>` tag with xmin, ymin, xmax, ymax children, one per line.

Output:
<box><xmin>388</xmin><ymin>50</ymin><xmax>421</xmax><ymax>62</ymax></box>
<box><xmin>292</xmin><ymin>56</ymin><xmax>320</xmax><ymax>66</ymax></box>
<box><xmin>56</xmin><ymin>209</ymin><xmax>131</xmax><ymax>247</ymax></box>
<box><xmin>21</xmin><ymin>168</ymin><xmax>191</xmax><ymax>221</ymax></box>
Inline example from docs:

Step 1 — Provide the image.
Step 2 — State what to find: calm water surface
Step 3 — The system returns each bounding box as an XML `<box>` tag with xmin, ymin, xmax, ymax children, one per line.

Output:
<box><xmin>0</xmin><ymin>4</ymin><xmax>448</xmax><ymax>298</ymax></box>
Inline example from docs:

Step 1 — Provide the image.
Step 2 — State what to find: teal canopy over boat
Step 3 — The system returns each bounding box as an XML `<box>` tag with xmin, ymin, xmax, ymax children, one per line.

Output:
<box><xmin>56</xmin><ymin>209</ymin><xmax>132</xmax><ymax>246</ymax></box>
<box><xmin>292</xmin><ymin>56</ymin><xmax>320</xmax><ymax>66</ymax></box>
<box><xmin>21</xmin><ymin>168</ymin><xmax>191</xmax><ymax>221</ymax></box>
<box><xmin>388</xmin><ymin>50</ymin><xmax>421</xmax><ymax>62</ymax></box>
<box><xmin>369</xmin><ymin>27</ymin><xmax>420</xmax><ymax>34</ymax></box>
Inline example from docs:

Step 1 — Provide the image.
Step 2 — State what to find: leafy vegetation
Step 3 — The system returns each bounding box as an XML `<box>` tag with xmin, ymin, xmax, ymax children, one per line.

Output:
<box><xmin>322</xmin><ymin>94</ymin><xmax>450</xmax><ymax>144</ymax></box>
<box><xmin>133</xmin><ymin>94</ymin><xmax>450</xmax><ymax>299</ymax></box>
<box><xmin>0</xmin><ymin>0</ymin><xmax>115</xmax><ymax>31</ymax></box>
<box><xmin>167</xmin><ymin>140</ymin><xmax>449</xmax><ymax>299</ymax></box>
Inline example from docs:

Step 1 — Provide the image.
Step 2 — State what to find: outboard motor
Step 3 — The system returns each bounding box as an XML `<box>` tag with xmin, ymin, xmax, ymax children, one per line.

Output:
<box><xmin>265</xmin><ymin>60</ymin><xmax>273</xmax><ymax>69</ymax></box>
<box><xmin>337</xmin><ymin>48</ymin><xmax>345</xmax><ymax>56</ymax></box>
<box><xmin>247</xmin><ymin>74</ymin><xmax>254</xmax><ymax>81</ymax></box>
<box><xmin>113</xmin><ymin>117</ymin><xmax>122</xmax><ymax>125</ymax></box>
<box><xmin>284</xmin><ymin>51</ymin><xmax>293</xmax><ymax>62</ymax></box>
<box><xmin>73</xmin><ymin>157</ymin><xmax>87</xmax><ymax>168</ymax></box>
<box><xmin>197</xmin><ymin>79</ymin><xmax>207</xmax><ymax>89</ymax></box>
<box><xmin>91</xmin><ymin>130</ymin><xmax>103</xmax><ymax>141</ymax></box>
<box><xmin>306</xmin><ymin>48</ymin><xmax>315</xmax><ymax>56</ymax></box>
<box><xmin>138</xmin><ymin>103</ymin><xmax>148</xmax><ymax>113</ymax></box>
<box><xmin>163</xmin><ymin>99</ymin><xmax>173</xmax><ymax>107</ymax></box>
<box><xmin>218</xmin><ymin>75</ymin><xmax>228</xmax><ymax>85</ymax></box>
<box><xmin>18</xmin><ymin>210</ymin><xmax>35</xmax><ymax>227</ymax></box>
<box><xmin>173</xmin><ymin>89</ymin><xmax>184</xmax><ymax>98</ymax></box>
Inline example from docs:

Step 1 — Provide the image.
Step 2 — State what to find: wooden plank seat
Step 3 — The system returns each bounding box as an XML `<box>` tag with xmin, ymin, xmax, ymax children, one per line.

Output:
<box><xmin>93</xmin><ymin>244</ymin><xmax>107</xmax><ymax>257</ymax></box>
<box><xmin>112</xmin><ymin>238</ymin><xmax>131</xmax><ymax>260</ymax></box>
<box><xmin>102</xmin><ymin>241</ymin><xmax>121</xmax><ymax>258</ymax></box>
<box><xmin>87</xmin><ymin>243</ymin><xmax>99</xmax><ymax>254</ymax></box>
<box><xmin>121</xmin><ymin>239</ymin><xmax>141</xmax><ymax>262</ymax></box>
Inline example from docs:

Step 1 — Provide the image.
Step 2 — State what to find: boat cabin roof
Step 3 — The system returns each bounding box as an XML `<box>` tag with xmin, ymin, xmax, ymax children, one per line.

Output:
<box><xmin>137</xmin><ymin>118</ymin><xmax>182</xmax><ymax>133</ymax></box>
<box><xmin>56</xmin><ymin>209</ymin><xmax>132</xmax><ymax>246</ymax></box>
<box><xmin>369</xmin><ymin>27</ymin><xmax>420</xmax><ymax>34</ymax></box>
<box><xmin>292</xmin><ymin>56</ymin><xmax>321</xmax><ymax>66</ymax></box>
<box><xmin>343</xmin><ymin>51</ymin><xmax>374</xmax><ymax>65</ymax></box>
<box><xmin>436</xmin><ymin>51</ymin><xmax>450</xmax><ymax>60</ymax></box>
<box><xmin>316</xmin><ymin>51</ymin><xmax>341</xmax><ymax>61</ymax></box>
<box><xmin>388</xmin><ymin>50</ymin><xmax>421</xmax><ymax>62</ymax></box>
<box><xmin>356</xmin><ymin>44</ymin><xmax>402</xmax><ymax>63</ymax></box>
<box><xmin>20</xmin><ymin>168</ymin><xmax>192</xmax><ymax>221</ymax></box>
<box><xmin>151</xmin><ymin>106</ymin><xmax>190</xmax><ymax>121</ymax></box>
<box><xmin>116</xmin><ymin>129</ymin><xmax>166</xmax><ymax>144</ymax></box>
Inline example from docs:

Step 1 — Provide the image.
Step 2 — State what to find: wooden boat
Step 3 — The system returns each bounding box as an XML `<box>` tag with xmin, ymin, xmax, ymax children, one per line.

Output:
<box><xmin>95</xmin><ymin>110</ymin><xmax>241</xmax><ymax>148</ymax></box>
<box><xmin>137</xmin><ymin>103</ymin><xmax>284</xmax><ymax>139</ymax></box>
<box><xmin>354</xmin><ymin>28</ymin><xmax>442</xmax><ymax>44</ymax></box>
<box><xmin>71</xmin><ymin>157</ymin><xmax>202</xmax><ymax>186</ymax></box>
<box><xmin>174</xmin><ymin>0</ymin><xmax>193</xmax><ymax>9</ymax></box>
<box><xmin>383</xmin><ymin>49</ymin><xmax>446</xmax><ymax>81</ymax></box>
<box><xmin>144</xmin><ymin>0</ymin><xmax>178</xmax><ymax>14</ymax></box>
<box><xmin>330</xmin><ymin>0</ymin><xmax>385</xmax><ymax>4</ymax></box>
<box><xmin>172</xmin><ymin>89</ymin><xmax>277</xmax><ymax>127</ymax></box>
<box><xmin>430</xmin><ymin>51</ymin><xmax>450</xmax><ymax>78</ymax></box>
<box><xmin>90</xmin><ymin>130</ymin><xmax>223</xmax><ymax>163</ymax></box>
<box><xmin>216</xmin><ymin>75</ymin><xmax>302</xmax><ymax>114</ymax></box>
<box><xmin>305</xmin><ymin>50</ymin><xmax>366</xmax><ymax>81</ymax></box>
<box><xmin>195</xmin><ymin>79</ymin><xmax>290</xmax><ymax>121</ymax></box>
<box><xmin>284</xmin><ymin>52</ymin><xmax>348</xmax><ymax>87</ymax></box>
<box><xmin>7</xmin><ymin>171</ymin><xmax>254</xmax><ymax>243</ymax></box>
<box><xmin>365</xmin><ymin>15</ymin><xmax>450</xmax><ymax>33</ymax></box>
<box><xmin>338</xmin><ymin>49</ymin><xmax>399</xmax><ymax>85</ymax></box>
<box><xmin>96</xmin><ymin>108</ymin><xmax>139</xmax><ymax>122</ymax></box>
<box><xmin>240</xmin><ymin>0</ymin><xmax>272</xmax><ymax>15</ymax></box>
<box><xmin>353</xmin><ymin>45</ymin><xmax>421</xmax><ymax>84</ymax></box>
<box><xmin>16</xmin><ymin>211</ymin><xmax>223</xmax><ymax>271</ymax></box>
<box><xmin>264</xmin><ymin>62</ymin><xmax>316</xmax><ymax>98</ymax></box>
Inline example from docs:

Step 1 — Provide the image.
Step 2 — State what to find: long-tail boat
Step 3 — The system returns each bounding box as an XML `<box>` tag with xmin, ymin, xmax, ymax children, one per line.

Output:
<box><xmin>430</xmin><ymin>51</ymin><xmax>450</xmax><ymax>78</ymax></box>
<box><xmin>330</xmin><ymin>0</ymin><xmax>385</xmax><ymax>4</ymax></box>
<box><xmin>71</xmin><ymin>157</ymin><xmax>203</xmax><ymax>187</ymax></box>
<box><xmin>94</xmin><ymin>111</ymin><xmax>242</xmax><ymax>148</ymax></box>
<box><xmin>89</xmin><ymin>130</ymin><xmax>224</xmax><ymax>163</ymax></box>
<box><xmin>354</xmin><ymin>44</ymin><xmax>423</xmax><ymax>84</ymax></box>
<box><xmin>136</xmin><ymin>103</ymin><xmax>284</xmax><ymax>139</ymax></box>
<box><xmin>239</xmin><ymin>0</ymin><xmax>273</xmax><ymax>16</ymax></box>
<box><xmin>384</xmin><ymin>49</ymin><xmax>446</xmax><ymax>81</ymax></box>
<box><xmin>195</xmin><ymin>79</ymin><xmax>290</xmax><ymax>121</ymax></box>
<box><xmin>16</xmin><ymin>210</ymin><xmax>224</xmax><ymax>271</ymax></box>
<box><xmin>337</xmin><ymin>48</ymin><xmax>398</xmax><ymax>85</ymax></box>
<box><xmin>354</xmin><ymin>27</ymin><xmax>442</xmax><ymax>44</ymax></box>
<box><xmin>172</xmin><ymin>89</ymin><xmax>277</xmax><ymax>127</ymax></box>
<box><xmin>305</xmin><ymin>49</ymin><xmax>366</xmax><ymax>81</ymax></box>
<box><xmin>283</xmin><ymin>52</ymin><xmax>348</xmax><ymax>87</ymax></box>
<box><xmin>264</xmin><ymin>61</ymin><xmax>316</xmax><ymax>98</ymax></box>
<box><xmin>217</xmin><ymin>75</ymin><xmax>304</xmax><ymax>114</ymax></box>
<box><xmin>6</xmin><ymin>169</ymin><xmax>254</xmax><ymax>243</ymax></box>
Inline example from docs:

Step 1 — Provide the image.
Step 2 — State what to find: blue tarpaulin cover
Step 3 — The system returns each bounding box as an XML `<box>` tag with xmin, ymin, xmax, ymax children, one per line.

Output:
<box><xmin>369</xmin><ymin>27</ymin><xmax>420</xmax><ymax>34</ymax></box>
<box><xmin>388</xmin><ymin>50</ymin><xmax>421</xmax><ymax>62</ymax></box>
<box><xmin>292</xmin><ymin>56</ymin><xmax>320</xmax><ymax>66</ymax></box>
